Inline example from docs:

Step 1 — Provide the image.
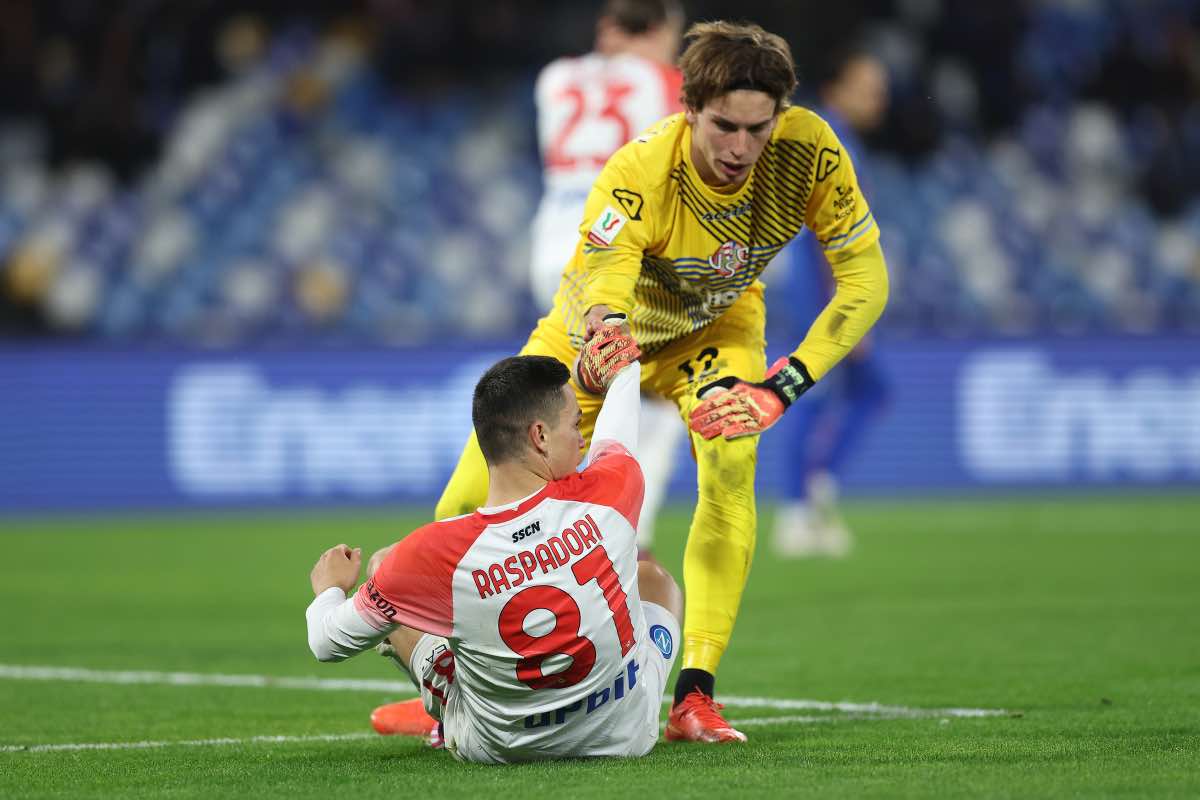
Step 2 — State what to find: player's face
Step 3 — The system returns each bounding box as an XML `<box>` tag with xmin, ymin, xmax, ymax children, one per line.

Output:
<box><xmin>686</xmin><ymin>90</ymin><xmax>779</xmax><ymax>189</ymax></box>
<box><xmin>545</xmin><ymin>385</ymin><xmax>585</xmax><ymax>479</ymax></box>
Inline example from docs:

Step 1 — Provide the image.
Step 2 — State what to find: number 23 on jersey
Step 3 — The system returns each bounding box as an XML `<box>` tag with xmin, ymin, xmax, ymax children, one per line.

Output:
<box><xmin>544</xmin><ymin>82</ymin><xmax>635</xmax><ymax>172</ymax></box>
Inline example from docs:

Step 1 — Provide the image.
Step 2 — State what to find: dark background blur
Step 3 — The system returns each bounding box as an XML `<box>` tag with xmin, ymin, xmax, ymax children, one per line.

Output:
<box><xmin>2</xmin><ymin>0</ymin><xmax>1198</xmax><ymax>344</ymax></box>
<box><xmin>4</xmin><ymin>2</ymin><xmax>1195</xmax><ymax>180</ymax></box>
<box><xmin>2</xmin><ymin>1</ymin><xmax>1198</xmax><ymax>511</ymax></box>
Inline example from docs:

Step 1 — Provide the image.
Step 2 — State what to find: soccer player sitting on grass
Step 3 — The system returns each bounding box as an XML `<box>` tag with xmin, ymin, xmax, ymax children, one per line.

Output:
<box><xmin>305</xmin><ymin>326</ymin><xmax>684</xmax><ymax>763</ymax></box>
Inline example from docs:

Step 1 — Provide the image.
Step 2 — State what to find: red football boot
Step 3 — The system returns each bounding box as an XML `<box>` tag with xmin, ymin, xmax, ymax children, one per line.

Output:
<box><xmin>370</xmin><ymin>699</ymin><xmax>443</xmax><ymax>748</ymax></box>
<box><xmin>665</xmin><ymin>689</ymin><xmax>748</xmax><ymax>743</ymax></box>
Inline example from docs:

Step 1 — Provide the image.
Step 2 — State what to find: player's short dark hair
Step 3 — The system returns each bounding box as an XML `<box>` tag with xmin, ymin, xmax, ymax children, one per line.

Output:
<box><xmin>601</xmin><ymin>0</ymin><xmax>683</xmax><ymax>35</ymax></box>
<box><xmin>473</xmin><ymin>355</ymin><xmax>571</xmax><ymax>465</ymax></box>
<box><xmin>678</xmin><ymin>20</ymin><xmax>797</xmax><ymax>113</ymax></box>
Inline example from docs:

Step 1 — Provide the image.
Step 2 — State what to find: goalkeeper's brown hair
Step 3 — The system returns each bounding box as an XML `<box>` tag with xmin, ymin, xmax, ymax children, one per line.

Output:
<box><xmin>678</xmin><ymin>21</ymin><xmax>797</xmax><ymax>112</ymax></box>
<box><xmin>473</xmin><ymin>355</ymin><xmax>571</xmax><ymax>464</ymax></box>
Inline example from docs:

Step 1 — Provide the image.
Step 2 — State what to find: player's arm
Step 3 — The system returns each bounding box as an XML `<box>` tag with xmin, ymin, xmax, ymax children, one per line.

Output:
<box><xmin>305</xmin><ymin>544</ymin><xmax>394</xmax><ymax>662</ymax></box>
<box><xmin>578</xmin><ymin>158</ymin><xmax>652</xmax><ymax>329</ymax></box>
<box><xmin>725</xmin><ymin>240</ymin><xmax>886</xmax><ymax>418</ymax></box>
<box><xmin>791</xmin><ymin>118</ymin><xmax>888</xmax><ymax>378</ymax></box>
<box><xmin>586</xmin><ymin>360</ymin><xmax>642</xmax><ymax>464</ymax></box>
<box><xmin>690</xmin><ymin>122</ymin><xmax>888</xmax><ymax>440</ymax></box>
<box><xmin>580</xmin><ymin>359</ymin><xmax>645</xmax><ymax>531</ymax></box>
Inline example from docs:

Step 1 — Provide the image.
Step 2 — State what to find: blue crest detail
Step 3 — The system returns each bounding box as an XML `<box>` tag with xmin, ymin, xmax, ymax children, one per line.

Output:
<box><xmin>649</xmin><ymin>624</ymin><xmax>673</xmax><ymax>659</ymax></box>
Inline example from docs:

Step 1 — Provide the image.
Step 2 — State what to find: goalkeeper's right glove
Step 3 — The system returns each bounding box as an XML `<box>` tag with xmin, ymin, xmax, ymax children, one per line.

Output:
<box><xmin>573</xmin><ymin>313</ymin><xmax>641</xmax><ymax>394</ymax></box>
<box><xmin>689</xmin><ymin>356</ymin><xmax>813</xmax><ymax>440</ymax></box>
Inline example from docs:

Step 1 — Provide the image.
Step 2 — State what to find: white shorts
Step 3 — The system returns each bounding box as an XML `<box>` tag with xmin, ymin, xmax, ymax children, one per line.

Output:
<box><xmin>408</xmin><ymin>602</ymin><xmax>680</xmax><ymax>763</ymax></box>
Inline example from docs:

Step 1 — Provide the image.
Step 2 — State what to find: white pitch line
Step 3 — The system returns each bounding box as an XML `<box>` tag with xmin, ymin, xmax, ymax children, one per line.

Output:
<box><xmin>715</xmin><ymin>694</ymin><xmax>1009</xmax><ymax>719</ymax></box>
<box><xmin>0</xmin><ymin>714</ymin><xmax>949</xmax><ymax>754</ymax></box>
<box><xmin>0</xmin><ymin>664</ymin><xmax>418</xmax><ymax>695</ymax></box>
<box><xmin>0</xmin><ymin>714</ymin><xmax>864</xmax><ymax>753</ymax></box>
<box><xmin>731</xmin><ymin>714</ymin><xmax>864</xmax><ymax>726</ymax></box>
<box><xmin>0</xmin><ymin>663</ymin><xmax>1010</xmax><ymax>718</ymax></box>
<box><xmin>0</xmin><ymin>732</ymin><xmax>376</xmax><ymax>754</ymax></box>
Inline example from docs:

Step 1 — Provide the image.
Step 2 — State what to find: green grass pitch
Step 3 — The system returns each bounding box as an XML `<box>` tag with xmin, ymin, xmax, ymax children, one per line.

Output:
<box><xmin>1</xmin><ymin>494</ymin><xmax>1198</xmax><ymax>798</ymax></box>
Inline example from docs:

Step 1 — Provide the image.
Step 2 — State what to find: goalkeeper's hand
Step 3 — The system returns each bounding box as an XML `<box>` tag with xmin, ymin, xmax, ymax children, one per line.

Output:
<box><xmin>689</xmin><ymin>356</ymin><xmax>814</xmax><ymax>440</ymax></box>
<box><xmin>573</xmin><ymin>312</ymin><xmax>641</xmax><ymax>394</ymax></box>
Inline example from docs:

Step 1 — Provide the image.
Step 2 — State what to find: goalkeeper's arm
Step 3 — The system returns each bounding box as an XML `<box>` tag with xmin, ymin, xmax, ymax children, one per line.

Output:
<box><xmin>789</xmin><ymin>240</ymin><xmax>889</xmax><ymax>382</ymax></box>
<box><xmin>690</xmin><ymin>242</ymin><xmax>888</xmax><ymax>440</ymax></box>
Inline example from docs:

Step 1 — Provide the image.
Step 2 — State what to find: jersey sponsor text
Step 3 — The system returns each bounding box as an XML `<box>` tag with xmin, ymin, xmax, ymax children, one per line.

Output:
<box><xmin>510</xmin><ymin>520</ymin><xmax>542</xmax><ymax>544</ymax></box>
<box><xmin>524</xmin><ymin>658</ymin><xmax>640</xmax><ymax>729</ymax></box>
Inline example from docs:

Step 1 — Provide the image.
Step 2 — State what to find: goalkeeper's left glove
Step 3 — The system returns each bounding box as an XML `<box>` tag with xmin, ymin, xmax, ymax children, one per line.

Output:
<box><xmin>689</xmin><ymin>356</ymin><xmax>814</xmax><ymax>440</ymax></box>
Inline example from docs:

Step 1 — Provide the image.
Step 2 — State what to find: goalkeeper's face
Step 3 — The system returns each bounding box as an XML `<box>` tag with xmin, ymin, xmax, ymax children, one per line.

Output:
<box><xmin>543</xmin><ymin>385</ymin><xmax>586</xmax><ymax>479</ymax></box>
<box><xmin>685</xmin><ymin>89</ymin><xmax>778</xmax><ymax>190</ymax></box>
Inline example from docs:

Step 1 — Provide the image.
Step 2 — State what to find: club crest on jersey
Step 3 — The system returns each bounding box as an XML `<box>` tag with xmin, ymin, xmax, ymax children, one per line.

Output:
<box><xmin>649</xmin><ymin>624</ymin><xmax>674</xmax><ymax>659</ymax></box>
<box><xmin>708</xmin><ymin>240</ymin><xmax>749</xmax><ymax>277</ymax></box>
<box><xmin>587</xmin><ymin>206</ymin><xmax>628</xmax><ymax>247</ymax></box>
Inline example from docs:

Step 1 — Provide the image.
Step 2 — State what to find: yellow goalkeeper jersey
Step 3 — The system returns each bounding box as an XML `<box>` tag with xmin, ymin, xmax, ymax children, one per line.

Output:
<box><xmin>550</xmin><ymin>106</ymin><xmax>883</xmax><ymax>378</ymax></box>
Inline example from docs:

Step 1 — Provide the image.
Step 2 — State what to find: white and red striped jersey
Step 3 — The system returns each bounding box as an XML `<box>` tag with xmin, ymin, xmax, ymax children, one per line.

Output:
<box><xmin>355</xmin><ymin>442</ymin><xmax>645</xmax><ymax>758</ymax></box>
<box><xmin>306</xmin><ymin>365</ymin><xmax>651</xmax><ymax>762</ymax></box>
<box><xmin>530</xmin><ymin>52</ymin><xmax>682</xmax><ymax>307</ymax></box>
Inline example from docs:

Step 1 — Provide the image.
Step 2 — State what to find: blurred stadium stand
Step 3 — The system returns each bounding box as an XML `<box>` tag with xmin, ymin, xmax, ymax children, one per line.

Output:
<box><xmin>1</xmin><ymin>0</ymin><xmax>1197</xmax><ymax>345</ymax></box>
<box><xmin>2</xmin><ymin>1</ymin><xmax>1199</xmax><ymax>511</ymax></box>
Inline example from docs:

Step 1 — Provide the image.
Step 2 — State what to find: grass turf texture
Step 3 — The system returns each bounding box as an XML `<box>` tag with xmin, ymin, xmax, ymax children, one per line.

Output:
<box><xmin>1</xmin><ymin>495</ymin><xmax>1197</xmax><ymax>798</ymax></box>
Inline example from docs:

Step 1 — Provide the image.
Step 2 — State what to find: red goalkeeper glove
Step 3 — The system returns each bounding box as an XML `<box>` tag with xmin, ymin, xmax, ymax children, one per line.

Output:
<box><xmin>689</xmin><ymin>356</ymin><xmax>814</xmax><ymax>440</ymax></box>
<box><xmin>573</xmin><ymin>313</ymin><xmax>641</xmax><ymax>394</ymax></box>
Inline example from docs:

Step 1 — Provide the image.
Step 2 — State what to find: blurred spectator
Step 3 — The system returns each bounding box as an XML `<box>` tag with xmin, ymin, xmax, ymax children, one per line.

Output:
<box><xmin>773</xmin><ymin>46</ymin><xmax>892</xmax><ymax>558</ymax></box>
<box><xmin>528</xmin><ymin>0</ymin><xmax>686</xmax><ymax>557</ymax></box>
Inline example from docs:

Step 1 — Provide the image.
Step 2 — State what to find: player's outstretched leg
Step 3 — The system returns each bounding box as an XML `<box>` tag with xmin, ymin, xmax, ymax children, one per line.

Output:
<box><xmin>637</xmin><ymin>558</ymin><xmax>683</xmax><ymax>619</ymax></box>
<box><xmin>372</xmin><ymin>626</ymin><xmax>443</xmax><ymax>747</ymax></box>
<box><xmin>666</xmin><ymin>428</ymin><xmax>756</xmax><ymax>744</ymax></box>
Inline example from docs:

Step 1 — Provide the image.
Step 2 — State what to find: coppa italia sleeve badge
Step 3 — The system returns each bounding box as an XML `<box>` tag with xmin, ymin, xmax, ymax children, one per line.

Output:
<box><xmin>586</xmin><ymin>206</ymin><xmax>628</xmax><ymax>247</ymax></box>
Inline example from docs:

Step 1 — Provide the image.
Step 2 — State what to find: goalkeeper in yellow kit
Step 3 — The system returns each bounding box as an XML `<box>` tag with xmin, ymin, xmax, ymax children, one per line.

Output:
<box><xmin>437</xmin><ymin>20</ymin><xmax>888</xmax><ymax>743</ymax></box>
